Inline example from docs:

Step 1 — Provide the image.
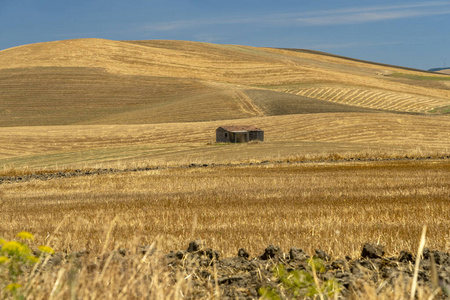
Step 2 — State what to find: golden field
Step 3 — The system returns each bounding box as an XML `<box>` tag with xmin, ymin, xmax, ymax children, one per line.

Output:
<box><xmin>1</xmin><ymin>159</ymin><xmax>449</xmax><ymax>257</ymax></box>
<box><xmin>0</xmin><ymin>39</ymin><xmax>450</xmax><ymax>298</ymax></box>
<box><xmin>1</xmin><ymin>159</ymin><xmax>449</xmax><ymax>299</ymax></box>
<box><xmin>0</xmin><ymin>112</ymin><xmax>449</xmax><ymax>170</ymax></box>
<box><xmin>1</xmin><ymin>39</ymin><xmax>450</xmax><ymax>127</ymax></box>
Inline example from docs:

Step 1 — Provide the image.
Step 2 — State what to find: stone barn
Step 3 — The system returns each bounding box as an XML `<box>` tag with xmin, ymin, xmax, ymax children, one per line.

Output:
<box><xmin>216</xmin><ymin>125</ymin><xmax>264</xmax><ymax>143</ymax></box>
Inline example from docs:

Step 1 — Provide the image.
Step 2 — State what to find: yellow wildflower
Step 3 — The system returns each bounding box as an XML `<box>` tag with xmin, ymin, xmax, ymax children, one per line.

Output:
<box><xmin>27</xmin><ymin>255</ymin><xmax>40</xmax><ymax>264</ymax></box>
<box><xmin>1</xmin><ymin>241</ymin><xmax>26</xmax><ymax>254</ymax></box>
<box><xmin>38</xmin><ymin>245</ymin><xmax>55</xmax><ymax>255</ymax></box>
<box><xmin>6</xmin><ymin>283</ymin><xmax>22</xmax><ymax>292</ymax></box>
<box><xmin>16</xmin><ymin>231</ymin><xmax>34</xmax><ymax>241</ymax></box>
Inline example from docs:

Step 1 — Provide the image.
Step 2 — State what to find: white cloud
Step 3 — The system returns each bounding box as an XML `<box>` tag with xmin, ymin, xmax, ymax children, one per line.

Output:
<box><xmin>141</xmin><ymin>1</ymin><xmax>450</xmax><ymax>32</ymax></box>
<box><xmin>287</xmin><ymin>2</ymin><xmax>450</xmax><ymax>26</ymax></box>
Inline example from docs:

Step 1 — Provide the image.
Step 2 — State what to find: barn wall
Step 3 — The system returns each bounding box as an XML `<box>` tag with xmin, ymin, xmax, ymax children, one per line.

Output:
<box><xmin>232</xmin><ymin>132</ymin><xmax>249</xmax><ymax>143</ymax></box>
<box><xmin>249</xmin><ymin>131</ymin><xmax>264</xmax><ymax>141</ymax></box>
<box><xmin>216</xmin><ymin>127</ymin><xmax>264</xmax><ymax>143</ymax></box>
<box><xmin>216</xmin><ymin>128</ymin><xmax>230</xmax><ymax>143</ymax></box>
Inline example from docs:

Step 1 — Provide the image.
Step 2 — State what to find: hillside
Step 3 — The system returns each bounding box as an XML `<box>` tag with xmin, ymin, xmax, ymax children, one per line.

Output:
<box><xmin>429</xmin><ymin>67</ymin><xmax>450</xmax><ymax>74</ymax></box>
<box><xmin>1</xmin><ymin>112</ymin><xmax>449</xmax><ymax>169</ymax></box>
<box><xmin>1</xmin><ymin>39</ymin><xmax>450</xmax><ymax>126</ymax></box>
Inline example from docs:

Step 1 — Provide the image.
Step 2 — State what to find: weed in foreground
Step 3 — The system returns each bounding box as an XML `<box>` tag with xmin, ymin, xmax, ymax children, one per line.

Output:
<box><xmin>259</xmin><ymin>258</ymin><xmax>341</xmax><ymax>299</ymax></box>
<box><xmin>0</xmin><ymin>232</ymin><xmax>54</xmax><ymax>299</ymax></box>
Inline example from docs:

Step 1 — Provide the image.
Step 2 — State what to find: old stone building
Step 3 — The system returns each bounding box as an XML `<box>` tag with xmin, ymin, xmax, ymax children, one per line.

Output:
<box><xmin>216</xmin><ymin>126</ymin><xmax>264</xmax><ymax>143</ymax></box>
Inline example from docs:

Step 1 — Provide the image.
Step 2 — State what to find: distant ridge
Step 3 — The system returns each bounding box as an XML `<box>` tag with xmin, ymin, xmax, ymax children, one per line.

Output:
<box><xmin>428</xmin><ymin>67</ymin><xmax>450</xmax><ymax>74</ymax></box>
<box><xmin>428</xmin><ymin>67</ymin><xmax>450</xmax><ymax>72</ymax></box>
<box><xmin>283</xmin><ymin>48</ymin><xmax>448</xmax><ymax>75</ymax></box>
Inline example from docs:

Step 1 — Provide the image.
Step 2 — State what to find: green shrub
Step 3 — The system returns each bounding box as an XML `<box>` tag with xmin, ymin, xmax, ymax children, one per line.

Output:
<box><xmin>259</xmin><ymin>258</ymin><xmax>341</xmax><ymax>299</ymax></box>
<box><xmin>0</xmin><ymin>232</ymin><xmax>54</xmax><ymax>298</ymax></box>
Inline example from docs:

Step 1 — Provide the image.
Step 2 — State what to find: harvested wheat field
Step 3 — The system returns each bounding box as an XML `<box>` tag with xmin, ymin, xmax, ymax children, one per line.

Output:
<box><xmin>0</xmin><ymin>112</ymin><xmax>449</xmax><ymax>170</ymax></box>
<box><xmin>1</xmin><ymin>39</ymin><xmax>450</xmax><ymax>127</ymax></box>
<box><xmin>1</xmin><ymin>39</ymin><xmax>450</xmax><ymax>299</ymax></box>
<box><xmin>1</xmin><ymin>159</ymin><xmax>449</xmax><ymax>256</ymax></box>
<box><xmin>1</xmin><ymin>159</ymin><xmax>450</xmax><ymax>298</ymax></box>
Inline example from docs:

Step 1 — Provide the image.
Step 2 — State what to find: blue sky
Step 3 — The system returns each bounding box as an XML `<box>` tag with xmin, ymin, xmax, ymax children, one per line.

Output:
<box><xmin>0</xmin><ymin>0</ymin><xmax>449</xmax><ymax>70</ymax></box>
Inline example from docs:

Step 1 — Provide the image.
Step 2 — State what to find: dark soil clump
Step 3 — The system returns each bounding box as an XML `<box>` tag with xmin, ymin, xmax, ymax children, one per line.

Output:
<box><xmin>8</xmin><ymin>240</ymin><xmax>450</xmax><ymax>298</ymax></box>
<box><xmin>161</xmin><ymin>241</ymin><xmax>450</xmax><ymax>299</ymax></box>
<box><xmin>124</xmin><ymin>240</ymin><xmax>450</xmax><ymax>299</ymax></box>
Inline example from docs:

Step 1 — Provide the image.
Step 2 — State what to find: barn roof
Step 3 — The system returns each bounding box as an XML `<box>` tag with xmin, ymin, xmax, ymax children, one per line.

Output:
<box><xmin>218</xmin><ymin>125</ymin><xmax>262</xmax><ymax>132</ymax></box>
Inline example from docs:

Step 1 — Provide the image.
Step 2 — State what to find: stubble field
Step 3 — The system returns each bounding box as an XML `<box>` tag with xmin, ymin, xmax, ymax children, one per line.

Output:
<box><xmin>2</xmin><ymin>159</ymin><xmax>449</xmax><ymax>257</ymax></box>
<box><xmin>1</xmin><ymin>158</ymin><xmax>449</xmax><ymax>298</ymax></box>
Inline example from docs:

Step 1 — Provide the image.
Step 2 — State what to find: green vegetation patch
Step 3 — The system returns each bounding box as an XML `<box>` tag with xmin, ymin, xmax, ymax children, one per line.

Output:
<box><xmin>259</xmin><ymin>260</ymin><xmax>341</xmax><ymax>299</ymax></box>
<box><xmin>390</xmin><ymin>73</ymin><xmax>450</xmax><ymax>81</ymax></box>
<box><xmin>429</xmin><ymin>105</ymin><xmax>450</xmax><ymax>114</ymax></box>
<box><xmin>0</xmin><ymin>232</ymin><xmax>54</xmax><ymax>299</ymax></box>
<box><xmin>244</xmin><ymin>89</ymin><xmax>382</xmax><ymax>115</ymax></box>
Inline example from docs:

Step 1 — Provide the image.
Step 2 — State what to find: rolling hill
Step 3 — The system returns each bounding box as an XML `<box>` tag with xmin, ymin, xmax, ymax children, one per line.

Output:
<box><xmin>0</xmin><ymin>113</ymin><xmax>449</xmax><ymax>169</ymax></box>
<box><xmin>0</xmin><ymin>39</ymin><xmax>449</xmax><ymax>169</ymax></box>
<box><xmin>429</xmin><ymin>67</ymin><xmax>450</xmax><ymax>74</ymax></box>
<box><xmin>1</xmin><ymin>38</ymin><xmax>450</xmax><ymax>127</ymax></box>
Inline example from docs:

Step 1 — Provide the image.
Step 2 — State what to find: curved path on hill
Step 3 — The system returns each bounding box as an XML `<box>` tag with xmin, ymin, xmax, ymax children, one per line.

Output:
<box><xmin>1</xmin><ymin>155</ymin><xmax>449</xmax><ymax>185</ymax></box>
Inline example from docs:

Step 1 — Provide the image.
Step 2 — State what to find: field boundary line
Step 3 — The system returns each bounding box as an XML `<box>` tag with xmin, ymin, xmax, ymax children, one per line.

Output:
<box><xmin>1</xmin><ymin>155</ymin><xmax>449</xmax><ymax>185</ymax></box>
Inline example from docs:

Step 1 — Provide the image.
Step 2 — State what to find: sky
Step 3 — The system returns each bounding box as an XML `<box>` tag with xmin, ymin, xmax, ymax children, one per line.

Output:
<box><xmin>0</xmin><ymin>0</ymin><xmax>449</xmax><ymax>70</ymax></box>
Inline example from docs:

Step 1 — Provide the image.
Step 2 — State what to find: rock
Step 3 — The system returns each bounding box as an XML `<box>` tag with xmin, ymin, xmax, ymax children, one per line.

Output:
<box><xmin>361</xmin><ymin>243</ymin><xmax>385</xmax><ymax>259</ymax></box>
<box><xmin>314</xmin><ymin>249</ymin><xmax>331</xmax><ymax>261</ymax></box>
<box><xmin>176</xmin><ymin>250</ymin><xmax>186</xmax><ymax>259</ymax></box>
<box><xmin>289</xmin><ymin>248</ymin><xmax>309</xmax><ymax>261</ymax></box>
<box><xmin>238</xmin><ymin>248</ymin><xmax>250</xmax><ymax>259</ymax></box>
<box><xmin>260</xmin><ymin>245</ymin><xmax>282</xmax><ymax>260</ymax></box>
<box><xmin>331</xmin><ymin>259</ymin><xmax>348</xmax><ymax>271</ymax></box>
<box><xmin>187</xmin><ymin>239</ymin><xmax>204</xmax><ymax>253</ymax></box>
<box><xmin>431</xmin><ymin>250</ymin><xmax>449</xmax><ymax>265</ymax></box>
<box><xmin>398</xmin><ymin>250</ymin><xmax>414</xmax><ymax>263</ymax></box>
<box><xmin>165</xmin><ymin>250</ymin><xmax>187</xmax><ymax>266</ymax></box>
<box><xmin>201</xmin><ymin>248</ymin><xmax>220</xmax><ymax>260</ymax></box>
<box><xmin>333</xmin><ymin>271</ymin><xmax>353</xmax><ymax>289</ymax></box>
<box><xmin>26</xmin><ymin>242</ymin><xmax>450</xmax><ymax>299</ymax></box>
